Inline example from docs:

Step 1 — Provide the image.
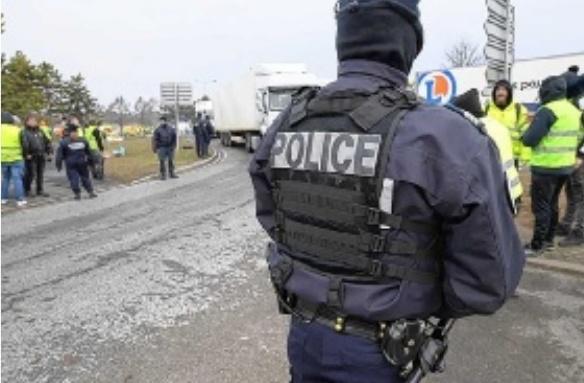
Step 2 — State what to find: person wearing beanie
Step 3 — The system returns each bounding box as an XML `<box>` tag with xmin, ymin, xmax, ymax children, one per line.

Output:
<box><xmin>55</xmin><ymin>123</ymin><xmax>97</xmax><ymax>200</ymax></box>
<box><xmin>249</xmin><ymin>1</ymin><xmax>524</xmax><ymax>381</ymax></box>
<box><xmin>451</xmin><ymin>89</ymin><xmax>523</xmax><ymax>211</ymax></box>
<box><xmin>485</xmin><ymin>79</ymin><xmax>531</xmax><ymax>168</ymax></box>
<box><xmin>557</xmin><ymin>67</ymin><xmax>584</xmax><ymax>246</ymax></box>
<box><xmin>522</xmin><ymin>76</ymin><xmax>583</xmax><ymax>254</ymax></box>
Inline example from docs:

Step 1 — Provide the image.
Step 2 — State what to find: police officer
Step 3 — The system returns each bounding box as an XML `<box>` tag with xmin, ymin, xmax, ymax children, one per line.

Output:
<box><xmin>249</xmin><ymin>1</ymin><xmax>525</xmax><ymax>382</ymax></box>
<box><xmin>56</xmin><ymin>124</ymin><xmax>97</xmax><ymax>200</ymax></box>
<box><xmin>152</xmin><ymin>116</ymin><xmax>178</xmax><ymax>180</ymax></box>
<box><xmin>486</xmin><ymin>79</ymin><xmax>531</xmax><ymax>167</ymax></box>
<box><xmin>522</xmin><ymin>75</ymin><xmax>583</xmax><ymax>255</ymax></box>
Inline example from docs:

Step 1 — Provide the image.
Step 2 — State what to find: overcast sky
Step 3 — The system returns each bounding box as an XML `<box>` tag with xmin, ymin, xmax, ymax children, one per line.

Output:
<box><xmin>2</xmin><ymin>0</ymin><xmax>582</xmax><ymax>105</ymax></box>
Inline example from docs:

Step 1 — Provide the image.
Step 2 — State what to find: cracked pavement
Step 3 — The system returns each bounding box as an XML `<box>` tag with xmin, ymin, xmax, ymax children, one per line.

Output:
<box><xmin>1</xmin><ymin>147</ymin><xmax>583</xmax><ymax>383</ymax></box>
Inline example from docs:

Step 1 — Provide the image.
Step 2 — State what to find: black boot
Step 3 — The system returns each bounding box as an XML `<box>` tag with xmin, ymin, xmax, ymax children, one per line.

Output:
<box><xmin>559</xmin><ymin>231</ymin><xmax>584</xmax><ymax>247</ymax></box>
<box><xmin>556</xmin><ymin>223</ymin><xmax>572</xmax><ymax>237</ymax></box>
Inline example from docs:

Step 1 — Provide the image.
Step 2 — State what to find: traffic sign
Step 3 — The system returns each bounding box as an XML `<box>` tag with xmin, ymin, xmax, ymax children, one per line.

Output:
<box><xmin>160</xmin><ymin>82</ymin><xmax>193</xmax><ymax>107</ymax></box>
<box><xmin>484</xmin><ymin>0</ymin><xmax>515</xmax><ymax>92</ymax></box>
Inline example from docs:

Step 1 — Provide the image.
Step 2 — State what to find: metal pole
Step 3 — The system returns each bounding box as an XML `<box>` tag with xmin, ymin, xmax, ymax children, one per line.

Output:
<box><xmin>175</xmin><ymin>83</ymin><xmax>180</xmax><ymax>151</ymax></box>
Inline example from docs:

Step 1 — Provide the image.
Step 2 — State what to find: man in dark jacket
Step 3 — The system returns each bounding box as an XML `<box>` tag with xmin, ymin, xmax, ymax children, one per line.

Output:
<box><xmin>153</xmin><ymin>117</ymin><xmax>178</xmax><ymax>180</ymax></box>
<box><xmin>193</xmin><ymin>113</ymin><xmax>209</xmax><ymax>158</ymax></box>
<box><xmin>22</xmin><ymin>113</ymin><xmax>52</xmax><ymax>197</ymax></box>
<box><xmin>56</xmin><ymin>124</ymin><xmax>97</xmax><ymax>200</ymax></box>
<box><xmin>249</xmin><ymin>1</ymin><xmax>524</xmax><ymax>381</ymax></box>
<box><xmin>202</xmin><ymin>115</ymin><xmax>214</xmax><ymax>157</ymax></box>
<box><xmin>522</xmin><ymin>76</ymin><xmax>583</xmax><ymax>255</ymax></box>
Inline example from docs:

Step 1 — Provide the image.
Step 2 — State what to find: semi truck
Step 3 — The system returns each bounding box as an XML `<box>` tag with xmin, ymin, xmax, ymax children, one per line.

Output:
<box><xmin>415</xmin><ymin>52</ymin><xmax>584</xmax><ymax>110</ymax></box>
<box><xmin>211</xmin><ymin>63</ymin><xmax>321</xmax><ymax>152</ymax></box>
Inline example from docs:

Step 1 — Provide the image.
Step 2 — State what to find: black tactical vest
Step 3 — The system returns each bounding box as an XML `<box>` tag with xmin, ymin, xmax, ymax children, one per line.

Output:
<box><xmin>269</xmin><ymin>87</ymin><xmax>440</xmax><ymax>291</ymax></box>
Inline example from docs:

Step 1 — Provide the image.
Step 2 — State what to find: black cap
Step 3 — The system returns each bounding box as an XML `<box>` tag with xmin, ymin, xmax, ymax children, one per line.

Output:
<box><xmin>1</xmin><ymin>111</ymin><xmax>15</xmax><ymax>124</ymax></box>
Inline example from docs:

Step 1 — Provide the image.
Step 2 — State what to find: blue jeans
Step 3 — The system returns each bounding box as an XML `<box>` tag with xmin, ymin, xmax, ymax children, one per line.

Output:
<box><xmin>288</xmin><ymin>318</ymin><xmax>404</xmax><ymax>383</ymax></box>
<box><xmin>1</xmin><ymin>161</ymin><xmax>25</xmax><ymax>201</ymax></box>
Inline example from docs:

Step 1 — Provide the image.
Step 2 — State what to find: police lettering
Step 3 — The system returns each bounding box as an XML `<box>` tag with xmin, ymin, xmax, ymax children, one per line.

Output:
<box><xmin>271</xmin><ymin>132</ymin><xmax>381</xmax><ymax>177</ymax></box>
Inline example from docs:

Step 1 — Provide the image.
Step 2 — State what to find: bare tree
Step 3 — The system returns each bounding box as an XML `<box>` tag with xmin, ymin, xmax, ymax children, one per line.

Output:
<box><xmin>134</xmin><ymin>97</ymin><xmax>157</xmax><ymax>131</ymax></box>
<box><xmin>445</xmin><ymin>39</ymin><xmax>484</xmax><ymax>68</ymax></box>
<box><xmin>108</xmin><ymin>96</ymin><xmax>130</xmax><ymax>136</ymax></box>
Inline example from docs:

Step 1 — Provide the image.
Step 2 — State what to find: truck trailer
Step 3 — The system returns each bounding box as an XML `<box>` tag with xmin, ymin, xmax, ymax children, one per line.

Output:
<box><xmin>212</xmin><ymin>63</ymin><xmax>321</xmax><ymax>152</ymax></box>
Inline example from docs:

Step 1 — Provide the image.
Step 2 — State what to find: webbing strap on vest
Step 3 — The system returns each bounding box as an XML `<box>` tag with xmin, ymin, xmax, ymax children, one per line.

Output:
<box><xmin>277</xmin><ymin>218</ymin><xmax>436</xmax><ymax>282</ymax></box>
<box><xmin>274</xmin><ymin>180</ymin><xmax>439</xmax><ymax>235</ymax></box>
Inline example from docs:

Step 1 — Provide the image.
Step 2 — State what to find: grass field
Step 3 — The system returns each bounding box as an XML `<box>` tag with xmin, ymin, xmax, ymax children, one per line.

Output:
<box><xmin>104</xmin><ymin>137</ymin><xmax>199</xmax><ymax>183</ymax></box>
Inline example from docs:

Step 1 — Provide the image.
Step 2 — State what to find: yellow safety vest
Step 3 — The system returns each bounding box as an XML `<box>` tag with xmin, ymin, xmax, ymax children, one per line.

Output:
<box><xmin>40</xmin><ymin>125</ymin><xmax>52</xmax><ymax>141</ymax></box>
<box><xmin>482</xmin><ymin>116</ymin><xmax>523</xmax><ymax>212</ymax></box>
<box><xmin>83</xmin><ymin>126</ymin><xmax>100</xmax><ymax>151</ymax></box>
<box><xmin>486</xmin><ymin>101</ymin><xmax>531</xmax><ymax>163</ymax></box>
<box><xmin>1</xmin><ymin>123</ymin><xmax>24</xmax><ymax>163</ymax></box>
<box><xmin>531</xmin><ymin>99</ymin><xmax>583</xmax><ymax>169</ymax></box>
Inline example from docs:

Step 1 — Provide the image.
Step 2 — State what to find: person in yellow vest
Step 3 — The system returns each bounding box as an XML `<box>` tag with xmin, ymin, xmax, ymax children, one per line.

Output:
<box><xmin>452</xmin><ymin>88</ymin><xmax>523</xmax><ymax>213</ymax></box>
<box><xmin>1</xmin><ymin>112</ymin><xmax>27</xmax><ymax>207</ymax></box>
<box><xmin>486</xmin><ymin>79</ymin><xmax>531</xmax><ymax>167</ymax></box>
<box><xmin>522</xmin><ymin>76</ymin><xmax>583</xmax><ymax>256</ymax></box>
<box><xmin>557</xmin><ymin>67</ymin><xmax>584</xmax><ymax>246</ymax></box>
<box><xmin>82</xmin><ymin>121</ymin><xmax>105</xmax><ymax>180</ymax></box>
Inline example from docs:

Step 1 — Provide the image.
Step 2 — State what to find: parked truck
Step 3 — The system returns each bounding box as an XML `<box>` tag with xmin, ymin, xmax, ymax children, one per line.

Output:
<box><xmin>211</xmin><ymin>63</ymin><xmax>321</xmax><ymax>152</ymax></box>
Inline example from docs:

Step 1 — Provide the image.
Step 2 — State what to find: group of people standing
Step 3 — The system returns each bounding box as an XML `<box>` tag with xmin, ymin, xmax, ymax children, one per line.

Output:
<box><xmin>479</xmin><ymin>66</ymin><xmax>584</xmax><ymax>253</ymax></box>
<box><xmin>193</xmin><ymin>112</ymin><xmax>214</xmax><ymax>158</ymax></box>
<box><xmin>1</xmin><ymin>111</ymin><xmax>105</xmax><ymax>206</ymax></box>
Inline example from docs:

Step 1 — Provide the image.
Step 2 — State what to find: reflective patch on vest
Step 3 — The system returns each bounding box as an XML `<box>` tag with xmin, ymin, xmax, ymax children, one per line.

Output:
<box><xmin>271</xmin><ymin>132</ymin><xmax>382</xmax><ymax>177</ymax></box>
<box><xmin>379</xmin><ymin>178</ymin><xmax>394</xmax><ymax>229</ymax></box>
<box><xmin>68</xmin><ymin>142</ymin><xmax>86</xmax><ymax>150</ymax></box>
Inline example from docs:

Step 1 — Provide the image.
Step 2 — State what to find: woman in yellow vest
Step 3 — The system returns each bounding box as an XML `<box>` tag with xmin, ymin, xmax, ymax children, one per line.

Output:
<box><xmin>522</xmin><ymin>76</ymin><xmax>583</xmax><ymax>256</ymax></box>
<box><xmin>486</xmin><ymin>79</ymin><xmax>531</xmax><ymax>166</ymax></box>
<box><xmin>1</xmin><ymin>112</ymin><xmax>27</xmax><ymax>207</ymax></box>
<box><xmin>452</xmin><ymin>89</ymin><xmax>523</xmax><ymax>214</ymax></box>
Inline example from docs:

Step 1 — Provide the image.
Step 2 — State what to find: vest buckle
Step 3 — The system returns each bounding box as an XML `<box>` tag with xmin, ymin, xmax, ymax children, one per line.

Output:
<box><xmin>369</xmin><ymin>260</ymin><xmax>385</xmax><ymax>277</ymax></box>
<box><xmin>370</xmin><ymin>235</ymin><xmax>386</xmax><ymax>252</ymax></box>
<box><xmin>367</xmin><ymin>208</ymin><xmax>381</xmax><ymax>225</ymax></box>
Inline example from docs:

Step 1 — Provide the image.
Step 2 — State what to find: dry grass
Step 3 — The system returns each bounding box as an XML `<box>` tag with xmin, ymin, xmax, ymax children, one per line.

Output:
<box><xmin>104</xmin><ymin>137</ymin><xmax>199</xmax><ymax>183</ymax></box>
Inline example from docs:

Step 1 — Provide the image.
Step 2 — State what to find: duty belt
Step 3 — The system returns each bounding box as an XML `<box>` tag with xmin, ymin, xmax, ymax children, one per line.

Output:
<box><xmin>285</xmin><ymin>295</ymin><xmax>387</xmax><ymax>342</ymax></box>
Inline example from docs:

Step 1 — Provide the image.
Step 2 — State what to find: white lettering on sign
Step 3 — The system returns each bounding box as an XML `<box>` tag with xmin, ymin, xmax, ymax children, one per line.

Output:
<box><xmin>271</xmin><ymin>132</ymin><xmax>382</xmax><ymax>177</ymax></box>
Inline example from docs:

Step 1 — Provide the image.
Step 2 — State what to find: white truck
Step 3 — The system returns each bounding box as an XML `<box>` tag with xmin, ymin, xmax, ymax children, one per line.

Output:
<box><xmin>414</xmin><ymin>52</ymin><xmax>584</xmax><ymax>110</ymax></box>
<box><xmin>212</xmin><ymin>63</ymin><xmax>321</xmax><ymax>152</ymax></box>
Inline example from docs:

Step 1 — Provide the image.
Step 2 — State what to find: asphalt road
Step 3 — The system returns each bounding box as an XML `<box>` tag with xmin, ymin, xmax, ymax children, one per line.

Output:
<box><xmin>1</xmin><ymin>146</ymin><xmax>583</xmax><ymax>383</ymax></box>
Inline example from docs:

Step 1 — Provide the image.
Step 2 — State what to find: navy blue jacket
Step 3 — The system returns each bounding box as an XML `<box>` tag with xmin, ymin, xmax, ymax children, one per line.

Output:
<box><xmin>56</xmin><ymin>137</ymin><xmax>93</xmax><ymax>169</ymax></box>
<box><xmin>250</xmin><ymin>60</ymin><xmax>525</xmax><ymax>320</ymax></box>
<box><xmin>153</xmin><ymin>123</ymin><xmax>177</xmax><ymax>150</ymax></box>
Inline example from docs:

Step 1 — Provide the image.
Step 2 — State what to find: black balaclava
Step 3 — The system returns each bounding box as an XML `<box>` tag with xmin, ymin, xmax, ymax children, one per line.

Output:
<box><xmin>336</xmin><ymin>0</ymin><xmax>424</xmax><ymax>74</ymax></box>
<box><xmin>492</xmin><ymin>79</ymin><xmax>514</xmax><ymax>109</ymax></box>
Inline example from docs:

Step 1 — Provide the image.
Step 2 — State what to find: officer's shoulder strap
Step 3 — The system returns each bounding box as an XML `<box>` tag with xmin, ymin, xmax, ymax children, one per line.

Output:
<box><xmin>288</xmin><ymin>87</ymin><xmax>320</xmax><ymax>127</ymax></box>
<box><xmin>444</xmin><ymin>104</ymin><xmax>488</xmax><ymax>136</ymax></box>
<box><xmin>349</xmin><ymin>87</ymin><xmax>420</xmax><ymax>132</ymax></box>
